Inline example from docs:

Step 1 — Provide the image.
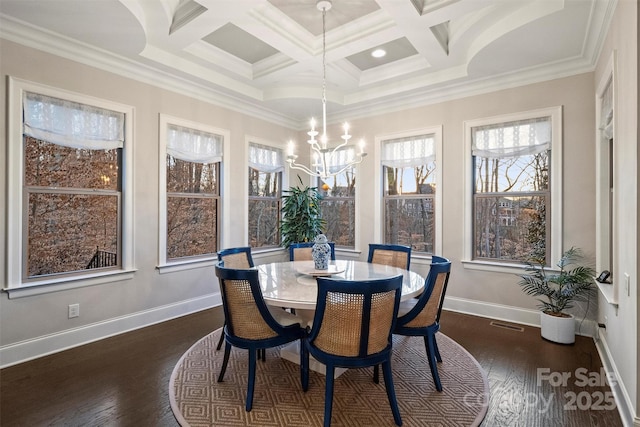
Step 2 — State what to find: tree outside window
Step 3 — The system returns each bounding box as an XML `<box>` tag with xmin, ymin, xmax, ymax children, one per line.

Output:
<box><xmin>472</xmin><ymin>117</ymin><xmax>551</xmax><ymax>264</ymax></box>
<box><xmin>248</xmin><ymin>143</ymin><xmax>283</xmax><ymax>248</ymax></box>
<box><xmin>22</xmin><ymin>92</ymin><xmax>124</xmax><ymax>278</ymax></box>
<box><xmin>382</xmin><ymin>135</ymin><xmax>436</xmax><ymax>253</ymax></box>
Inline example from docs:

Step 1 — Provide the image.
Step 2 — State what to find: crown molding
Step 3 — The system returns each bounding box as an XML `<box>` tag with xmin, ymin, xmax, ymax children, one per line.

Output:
<box><xmin>0</xmin><ymin>0</ymin><xmax>615</xmax><ymax>131</ymax></box>
<box><xmin>0</xmin><ymin>14</ymin><xmax>298</xmax><ymax>129</ymax></box>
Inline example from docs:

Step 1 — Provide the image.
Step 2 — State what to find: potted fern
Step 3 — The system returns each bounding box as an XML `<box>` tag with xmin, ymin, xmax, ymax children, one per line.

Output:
<box><xmin>280</xmin><ymin>176</ymin><xmax>325</xmax><ymax>248</ymax></box>
<box><xmin>518</xmin><ymin>247</ymin><xmax>595</xmax><ymax>344</ymax></box>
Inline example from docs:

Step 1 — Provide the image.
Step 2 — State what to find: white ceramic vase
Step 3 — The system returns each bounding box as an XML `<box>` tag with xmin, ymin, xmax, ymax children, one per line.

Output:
<box><xmin>540</xmin><ymin>311</ymin><xmax>575</xmax><ymax>344</ymax></box>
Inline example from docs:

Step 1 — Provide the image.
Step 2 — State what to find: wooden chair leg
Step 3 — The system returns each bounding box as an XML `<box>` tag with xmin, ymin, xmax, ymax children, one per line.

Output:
<box><xmin>324</xmin><ymin>365</ymin><xmax>336</xmax><ymax>427</ymax></box>
<box><xmin>382</xmin><ymin>360</ymin><xmax>403</xmax><ymax>426</ymax></box>
<box><xmin>217</xmin><ymin>341</ymin><xmax>231</xmax><ymax>382</ymax></box>
<box><xmin>373</xmin><ymin>364</ymin><xmax>380</xmax><ymax>384</ymax></box>
<box><xmin>246</xmin><ymin>349</ymin><xmax>257</xmax><ymax>411</ymax></box>
<box><xmin>433</xmin><ymin>335</ymin><xmax>442</xmax><ymax>363</ymax></box>
<box><xmin>216</xmin><ymin>323</ymin><xmax>225</xmax><ymax>351</ymax></box>
<box><xmin>301</xmin><ymin>341</ymin><xmax>309</xmax><ymax>392</ymax></box>
<box><xmin>424</xmin><ymin>335</ymin><xmax>442</xmax><ymax>392</ymax></box>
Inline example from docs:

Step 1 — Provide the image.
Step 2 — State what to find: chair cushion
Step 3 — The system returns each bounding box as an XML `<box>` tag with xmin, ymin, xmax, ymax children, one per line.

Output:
<box><xmin>268</xmin><ymin>306</ymin><xmax>302</xmax><ymax>326</ymax></box>
<box><xmin>397</xmin><ymin>299</ymin><xmax>418</xmax><ymax>317</ymax></box>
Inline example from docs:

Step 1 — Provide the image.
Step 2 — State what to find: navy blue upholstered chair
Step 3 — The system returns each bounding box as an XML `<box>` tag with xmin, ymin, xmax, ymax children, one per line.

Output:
<box><xmin>391</xmin><ymin>256</ymin><xmax>451</xmax><ymax>391</ymax></box>
<box><xmin>217</xmin><ymin>246</ymin><xmax>254</xmax><ymax>268</ymax></box>
<box><xmin>367</xmin><ymin>243</ymin><xmax>412</xmax><ymax>270</ymax></box>
<box><xmin>216</xmin><ymin>247</ymin><xmax>255</xmax><ymax>351</ymax></box>
<box><xmin>289</xmin><ymin>241</ymin><xmax>336</xmax><ymax>261</ymax></box>
<box><xmin>302</xmin><ymin>275</ymin><xmax>404</xmax><ymax>427</ymax></box>
<box><xmin>215</xmin><ymin>264</ymin><xmax>306</xmax><ymax>411</ymax></box>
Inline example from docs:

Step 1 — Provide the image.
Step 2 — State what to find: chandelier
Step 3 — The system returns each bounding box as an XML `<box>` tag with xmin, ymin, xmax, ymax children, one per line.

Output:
<box><xmin>286</xmin><ymin>0</ymin><xmax>367</xmax><ymax>180</ymax></box>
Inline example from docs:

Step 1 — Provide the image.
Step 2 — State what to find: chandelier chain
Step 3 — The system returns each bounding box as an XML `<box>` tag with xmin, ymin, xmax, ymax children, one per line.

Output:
<box><xmin>285</xmin><ymin>0</ymin><xmax>367</xmax><ymax>179</ymax></box>
<box><xmin>321</xmin><ymin>6</ymin><xmax>327</xmax><ymax>140</ymax></box>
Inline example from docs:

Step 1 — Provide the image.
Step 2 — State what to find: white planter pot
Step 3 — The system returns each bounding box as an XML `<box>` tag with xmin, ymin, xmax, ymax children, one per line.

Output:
<box><xmin>540</xmin><ymin>311</ymin><xmax>575</xmax><ymax>344</ymax></box>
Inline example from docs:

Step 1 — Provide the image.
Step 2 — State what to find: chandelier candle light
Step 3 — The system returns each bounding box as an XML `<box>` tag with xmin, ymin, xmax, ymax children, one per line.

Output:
<box><xmin>286</xmin><ymin>0</ymin><xmax>367</xmax><ymax>179</ymax></box>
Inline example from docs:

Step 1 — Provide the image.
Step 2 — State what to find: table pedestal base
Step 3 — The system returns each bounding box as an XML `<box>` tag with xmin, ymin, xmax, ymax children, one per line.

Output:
<box><xmin>280</xmin><ymin>341</ymin><xmax>347</xmax><ymax>378</ymax></box>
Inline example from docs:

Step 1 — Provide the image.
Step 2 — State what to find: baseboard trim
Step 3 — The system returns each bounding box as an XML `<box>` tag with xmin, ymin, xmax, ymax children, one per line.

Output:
<box><xmin>442</xmin><ymin>296</ymin><xmax>598</xmax><ymax>337</ymax></box>
<box><xmin>0</xmin><ymin>293</ymin><xmax>220</xmax><ymax>368</ymax></box>
<box><xmin>594</xmin><ymin>332</ymin><xmax>638</xmax><ymax>427</ymax></box>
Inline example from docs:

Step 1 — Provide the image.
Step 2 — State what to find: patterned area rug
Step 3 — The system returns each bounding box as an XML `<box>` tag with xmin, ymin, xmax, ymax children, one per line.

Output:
<box><xmin>170</xmin><ymin>330</ymin><xmax>489</xmax><ymax>426</ymax></box>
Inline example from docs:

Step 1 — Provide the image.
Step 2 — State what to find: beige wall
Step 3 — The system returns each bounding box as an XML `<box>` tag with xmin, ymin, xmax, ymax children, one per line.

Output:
<box><xmin>341</xmin><ymin>72</ymin><xmax>596</xmax><ymax>311</ymax></box>
<box><xmin>0</xmin><ymin>40</ymin><xmax>297</xmax><ymax>352</ymax></box>
<box><xmin>594</xmin><ymin>0</ymin><xmax>639</xmax><ymax>422</ymax></box>
<box><xmin>1</xmin><ymin>37</ymin><xmax>600</xmax><ymax>366</ymax></box>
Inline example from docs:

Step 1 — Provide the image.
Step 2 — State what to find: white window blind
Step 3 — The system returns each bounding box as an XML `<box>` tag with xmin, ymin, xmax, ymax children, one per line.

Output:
<box><xmin>167</xmin><ymin>124</ymin><xmax>223</xmax><ymax>164</ymax></box>
<box><xmin>381</xmin><ymin>134</ymin><xmax>435</xmax><ymax>168</ymax></box>
<box><xmin>23</xmin><ymin>92</ymin><xmax>124</xmax><ymax>150</ymax></box>
<box><xmin>248</xmin><ymin>142</ymin><xmax>284</xmax><ymax>173</ymax></box>
<box><xmin>472</xmin><ymin>117</ymin><xmax>550</xmax><ymax>159</ymax></box>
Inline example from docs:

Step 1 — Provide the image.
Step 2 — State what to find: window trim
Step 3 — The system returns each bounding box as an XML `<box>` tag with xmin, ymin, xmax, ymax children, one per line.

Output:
<box><xmin>157</xmin><ymin>114</ymin><xmax>230</xmax><ymax>273</ymax></box>
<box><xmin>463</xmin><ymin>106</ymin><xmax>563</xmax><ymax>271</ymax></box>
<box><xmin>5</xmin><ymin>77</ymin><xmax>135</xmax><ymax>294</ymax></box>
<box><xmin>595</xmin><ymin>51</ymin><xmax>617</xmax><ymax>305</ymax></box>
<box><xmin>374</xmin><ymin>126</ymin><xmax>443</xmax><ymax>255</ymax></box>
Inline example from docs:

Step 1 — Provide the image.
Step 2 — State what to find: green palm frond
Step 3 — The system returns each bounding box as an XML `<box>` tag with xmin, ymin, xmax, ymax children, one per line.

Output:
<box><xmin>518</xmin><ymin>247</ymin><xmax>595</xmax><ymax>315</ymax></box>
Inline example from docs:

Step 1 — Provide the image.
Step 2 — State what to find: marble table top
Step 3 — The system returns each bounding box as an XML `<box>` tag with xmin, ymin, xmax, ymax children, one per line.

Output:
<box><xmin>257</xmin><ymin>260</ymin><xmax>425</xmax><ymax>310</ymax></box>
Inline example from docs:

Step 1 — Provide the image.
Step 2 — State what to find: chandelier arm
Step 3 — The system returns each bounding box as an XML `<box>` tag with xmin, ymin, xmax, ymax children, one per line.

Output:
<box><xmin>325</xmin><ymin>156</ymin><xmax>365</xmax><ymax>178</ymax></box>
<box><xmin>327</xmin><ymin>141</ymin><xmax>348</xmax><ymax>153</ymax></box>
<box><xmin>287</xmin><ymin>159</ymin><xmax>320</xmax><ymax>177</ymax></box>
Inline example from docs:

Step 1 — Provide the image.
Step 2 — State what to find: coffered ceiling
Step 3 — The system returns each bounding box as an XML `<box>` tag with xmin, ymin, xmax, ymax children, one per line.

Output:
<box><xmin>0</xmin><ymin>0</ymin><xmax>615</xmax><ymax>128</ymax></box>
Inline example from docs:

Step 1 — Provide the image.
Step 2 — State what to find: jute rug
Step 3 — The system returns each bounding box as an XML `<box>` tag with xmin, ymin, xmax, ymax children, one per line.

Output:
<box><xmin>170</xmin><ymin>330</ymin><xmax>489</xmax><ymax>426</ymax></box>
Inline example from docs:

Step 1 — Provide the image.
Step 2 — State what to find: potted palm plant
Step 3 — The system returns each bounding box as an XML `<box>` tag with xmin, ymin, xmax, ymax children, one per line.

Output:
<box><xmin>518</xmin><ymin>247</ymin><xmax>596</xmax><ymax>344</ymax></box>
<box><xmin>281</xmin><ymin>176</ymin><xmax>325</xmax><ymax>248</ymax></box>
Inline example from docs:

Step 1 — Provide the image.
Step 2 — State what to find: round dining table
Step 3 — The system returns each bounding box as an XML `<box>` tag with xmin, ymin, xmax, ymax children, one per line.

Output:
<box><xmin>256</xmin><ymin>259</ymin><xmax>425</xmax><ymax>311</ymax></box>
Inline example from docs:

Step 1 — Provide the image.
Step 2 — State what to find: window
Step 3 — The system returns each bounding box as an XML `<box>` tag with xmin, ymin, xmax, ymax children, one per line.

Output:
<box><xmin>248</xmin><ymin>142</ymin><xmax>283</xmax><ymax>248</ymax></box>
<box><xmin>464</xmin><ymin>107</ymin><xmax>562</xmax><ymax>267</ymax></box>
<box><xmin>159</xmin><ymin>118</ymin><xmax>223</xmax><ymax>264</ymax></box>
<box><xmin>381</xmin><ymin>132</ymin><xmax>440</xmax><ymax>253</ymax></box>
<box><xmin>317</xmin><ymin>147</ymin><xmax>358</xmax><ymax>248</ymax></box>
<box><xmin>595</xmin><ymin>53</ymin><xmax>616</xmax><ymax>303</ymax></box>
<box><xmin>7</xmin><ymin>78</ymin><xmax>134</xmax><ymax>293</ymax></box>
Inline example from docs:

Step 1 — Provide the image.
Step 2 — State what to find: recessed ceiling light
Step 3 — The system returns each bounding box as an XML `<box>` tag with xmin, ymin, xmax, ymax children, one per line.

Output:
<box><xmin>371</xmin><ymin>49</ymin><xmax>386</xmax><ymax>58</ymax></box>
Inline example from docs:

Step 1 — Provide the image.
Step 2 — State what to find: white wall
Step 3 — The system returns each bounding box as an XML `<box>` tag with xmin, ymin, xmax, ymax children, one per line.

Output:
<box><xmin>593</xmin><ymin>0</ymin><xmax>639</xmax><ymax>425</ymax></box>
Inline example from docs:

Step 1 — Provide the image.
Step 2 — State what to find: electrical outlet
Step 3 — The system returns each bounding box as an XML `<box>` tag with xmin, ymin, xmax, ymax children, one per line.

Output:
<box><xmin>624</xmin><ymin>273</ymin><xmax>630</xmax><ymax>297</ymax></box>
<box><xmin>68</xmin><ymin>303</ymin><xmax>80</xmax><ymax>319</ymax></box>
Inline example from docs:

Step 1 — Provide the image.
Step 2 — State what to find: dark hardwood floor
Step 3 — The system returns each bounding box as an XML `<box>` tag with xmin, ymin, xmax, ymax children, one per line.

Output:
<box><xmin>1</xmin><ymin>308</ymin><xmax>622</xmax><ymax>426</ymax></box>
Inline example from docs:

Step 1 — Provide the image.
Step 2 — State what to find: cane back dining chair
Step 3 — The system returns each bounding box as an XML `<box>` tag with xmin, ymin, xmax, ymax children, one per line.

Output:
<box><xmin>302</xmin><ymin>275</ymin><xmax>404</xmax><ymax>427</ymax></box>
<box><xmin>392</xmin><ymin>256</ymin><xmax>451</xmax><ymax>391</ymax></box>
<box><xmin>215</xmin><ymin>264</ymin><xmax>306</xmax><ymax>411</ymax></box>
<box><xmin>289</xmin><ymin>241</ymin><xmax>336</xmax><ymax>261</ymax></box>
<box><xmin>367</xmin><ymin>243</ymin><xmax>412</xmax><ymax>270</ymax></box>
<box><xmin>216</xmin><ymin>247</ymin><xmax>255</xmax><ymax>351</ymax></box>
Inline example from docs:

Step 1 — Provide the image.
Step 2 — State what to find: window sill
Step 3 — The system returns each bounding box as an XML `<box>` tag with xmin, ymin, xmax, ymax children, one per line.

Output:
<box><xmin>3</xmin><ymin>269</ymin><xmax>137</xmax><ymax>299</ymax></box>
<box><xmin>594</xmin><ymin>278</ymin><xmax>618</xmax><ymax>307</ymax></box>
<box><xmin>461</xmin><ymin>259</ymin><xmax>527</xmax><ymax>275</ymax></box>
<box><xmin>411</xmin><ymin>254</ymin><xmax>439</xmax><ymax>266</ymax></box>
<box><xmin>157</xmin><ymin>258</ymin><xmax>217</xmax><ymax>274</ymax></box>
